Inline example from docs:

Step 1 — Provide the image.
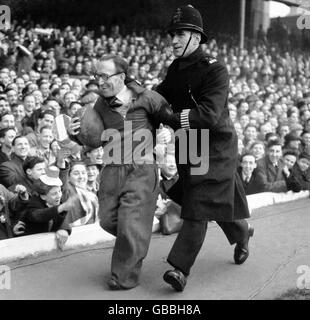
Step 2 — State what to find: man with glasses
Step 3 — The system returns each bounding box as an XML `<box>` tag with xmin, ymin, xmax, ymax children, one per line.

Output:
<box><xmin>68</xmin><ymin>54</ymin><xmax>172</xmax><ymax>290</ymax></box>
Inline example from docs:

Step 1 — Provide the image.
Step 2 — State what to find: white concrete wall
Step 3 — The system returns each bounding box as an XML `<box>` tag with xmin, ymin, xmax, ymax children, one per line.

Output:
<box><xmin>0</xmin><ymin>191</ymin><xmax>308</xmax><ymax>263</ymax></box>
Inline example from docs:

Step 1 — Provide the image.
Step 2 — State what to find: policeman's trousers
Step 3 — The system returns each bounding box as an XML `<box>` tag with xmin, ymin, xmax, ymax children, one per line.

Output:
<box><xmin>167</xmin><ymin>219</ymin><xmax>249</xmax><ymax>276</ymax></box>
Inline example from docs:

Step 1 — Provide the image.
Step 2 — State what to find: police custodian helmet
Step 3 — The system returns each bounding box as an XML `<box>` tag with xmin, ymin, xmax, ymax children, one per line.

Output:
<box><xmin>167</xmin><ymin>4</ymin><xmax>208</xmax><ymax>44</ymax></box>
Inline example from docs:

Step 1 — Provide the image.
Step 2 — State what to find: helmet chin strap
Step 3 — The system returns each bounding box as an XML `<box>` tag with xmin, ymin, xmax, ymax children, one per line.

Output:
<box><xmin>180</xmin><ymin>31</ymin><xmax>192</xmax><ymax>58</ymax></box>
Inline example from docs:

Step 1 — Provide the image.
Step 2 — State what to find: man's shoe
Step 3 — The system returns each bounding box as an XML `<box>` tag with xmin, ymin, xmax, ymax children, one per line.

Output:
<box><xmin>234</xmin><ymin>226</ymin><xmax>254</xmax><ymax>265</ymax></box>
<box><xmin>107</xmin><ymin>278</ymin><xmax>122</xmax><ymax>290</ymax></box>
<box><xmin>163</xmin><ymin>269</ymin><xmax>187</xmax><ymax>292</ymax></box>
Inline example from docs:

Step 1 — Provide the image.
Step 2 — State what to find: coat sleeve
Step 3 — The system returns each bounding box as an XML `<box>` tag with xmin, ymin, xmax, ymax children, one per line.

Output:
<box><xmin>0</xmin><ymin>164</ymin><xmax>19</xmax><ymax>188</ymax></box>
<box><xmin>25</xmin><ymin>198</ymin><xmax>64</xmax><ymax>223</ymax></box>
<box><xmin>147</xmin><ymin>91</ymin><xmax>181</xmax><ymax>130</ymax></box>
<box><xmin>187</xmin><ymin>63</ymin><xmax>229</xmax><ymax>130</ymax></box>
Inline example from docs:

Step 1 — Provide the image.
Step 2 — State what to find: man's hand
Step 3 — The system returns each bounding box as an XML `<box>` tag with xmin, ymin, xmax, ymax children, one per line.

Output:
<box><xmin>55</xmin><ymin>229</ymin><xmax>69</xmax><ymax>250</ymax></box>
<box><xmin>156</xmin><ymin>123</ymin><xmax>171</xmax><ymax>144</ymax></box>
<box><xmin>68</xmin><ymin>117</ymin><xmax>81</xmax><ymax>136</ymax></box>
<box><xmin>0</xmin><ymin>193</ymin><xmax>5</xmax><ymax>211</ymax></box>
<box><xmin>56</xmin><ymin>148</ymin><xmax>71</xmax><ymax>168</ymax></box>
<box><xmin>13</xmin><ymin>221</ymin><xmax>26</xmax><ymax>235</ymax></box>
<box><xmin>15</xmin><ymin>185</ymin><xmax>29</xmax><ymax>201</ymax></box>
<box><xmin>282</xmin><ymin>165</ymin><xmax>290</xmax><ymax>178</ymax></box>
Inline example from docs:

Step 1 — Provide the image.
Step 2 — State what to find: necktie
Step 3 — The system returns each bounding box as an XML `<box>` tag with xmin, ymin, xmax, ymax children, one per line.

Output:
<box><xmin>109</xmin><ymin>97</ymin><xmax>123</xmax><ymax>108</ymax></box>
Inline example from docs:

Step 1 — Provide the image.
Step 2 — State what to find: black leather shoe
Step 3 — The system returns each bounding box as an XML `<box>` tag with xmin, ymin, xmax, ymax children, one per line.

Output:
<box><xmin>234</xmin><ymin>226</ymin><xmax>254</xmax><ymax>265</ymax></box>
<box><xmin>163</xmin><ymin>269</ymin><xmax>187</xmax><ymax>292</ymax></box>
<box><xmin>107</xmin><ymin>278</ymin><xmax>123</xmax><ymax>290</ymax></box>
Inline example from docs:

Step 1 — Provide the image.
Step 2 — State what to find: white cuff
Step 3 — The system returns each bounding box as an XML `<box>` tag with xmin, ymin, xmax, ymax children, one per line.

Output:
<box><xmin>180</xmin><ymin>109</ymin><xmax>190</xmax><ymax>130</ymax></box>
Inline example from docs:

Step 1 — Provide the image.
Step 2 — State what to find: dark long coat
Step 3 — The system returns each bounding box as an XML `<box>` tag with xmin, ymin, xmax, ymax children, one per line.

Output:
<box><xmin>157</xmin><ymin>47</ymin><xmax>249</xmax><ymax>221</ymax></box>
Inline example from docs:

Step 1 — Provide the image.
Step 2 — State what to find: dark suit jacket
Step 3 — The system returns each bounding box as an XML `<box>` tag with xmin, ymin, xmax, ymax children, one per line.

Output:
<box><xmin>237</xmin><ymin>167</ymin><xmax>265</xmax><ymax>195</ymax></box>
<box><xmin>0</xmin><ymin>153</ymin><xmax>28</xmax><ymax>188</ymax></box>
<box><xmin>291</xmin><ymin>164</ymin><xmax>310</xmax><ymax>190</ymax></box>
<box><xmin>256</xmin><ymin>157</ymin><xmax>287</xmax><ymax>192</ymax></box>
<box><xmin>21</xmin><ymin>195</ymin><xmax>71</xmax><ymax>236</ymax></box>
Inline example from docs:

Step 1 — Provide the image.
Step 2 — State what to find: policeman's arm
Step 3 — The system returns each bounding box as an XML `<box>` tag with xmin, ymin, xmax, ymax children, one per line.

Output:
<box><xmin>186</xmin><ymin>63</ymin><xmax>229</xmax><ymax>130</ymax></box>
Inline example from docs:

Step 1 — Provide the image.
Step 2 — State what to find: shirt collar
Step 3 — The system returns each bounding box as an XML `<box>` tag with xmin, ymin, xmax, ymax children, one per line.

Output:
<box><xmin>115</xmin><ymin>85</ymin><xmax>133</xmax><ymax>105</ymax></box>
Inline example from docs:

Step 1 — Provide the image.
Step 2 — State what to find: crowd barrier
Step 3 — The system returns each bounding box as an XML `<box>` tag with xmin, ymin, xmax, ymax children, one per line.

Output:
<box><xmin>0</xmin><ymin>190</ymin><xmax>309</xmax><ymax>263</ymax></box>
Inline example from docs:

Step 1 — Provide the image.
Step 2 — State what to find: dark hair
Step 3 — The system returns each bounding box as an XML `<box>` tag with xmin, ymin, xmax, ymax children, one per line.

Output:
<box><xmin>12</xmin><ymin>135</ymin><xmax>28</xmax><ymax>146</ymax></box>
<box><xmin>0</xmin><ymin>126</ymin><xmax>16</xmax><ymax>138</ymax></box>
<box><xmin>244</xmin><ymin>124</ymin><xmax>257</xmax><ymax>131</ymax></box>
<box><xmin>301</xmin><ymin>129</ymin><xmax>310</xmax><ymax>136</ymax></box>
<box><xmin>240</xmin><ymin>152</ymin><xmax>256</xmax><ymax>162</ymax></box>
<box><xmin>69</xmin><ymin>161</ymin><xmax>86</xmax><ymax>175</ymax></box>
<box><xmin>38</xmin><ymin>109</ymin><xmax>55</xmax><ymax>119</ymax></box>
<box><xmin>267</xmin><ymin>139</ymin><xmax>282</xmax><ymax>149</ymax></box>
<box><xmin>99</xmin><ymin>54</ymin><xmax>128</xmax><ymax>74</ymax></box>
<box><xmin>22</xmin><ymin>93</ymin><xmax>35</xmax><ymax>101</ymax></box>
<box><xmin>69</xmin><ymin>101</ymin><xmax>82</xmax><ymax>109</ymax></box>
<box><xmin>283</xmin><ymin>150</ymin><xmax>298</xmax><ymax>158</ymax></box>
<box><xmin>0</xmin><ymin>111</ymin><xmax>14</xmax><ymax>122</ymax></box>
<box><xmin>23</xmin><ymin>156</ymin><xmax>45</xmax><ymax>172</ymax></box>
<box><xmin>39</xmin><ymin>125</ymin><xmax>53</xmax><ymax>134</ymax></box>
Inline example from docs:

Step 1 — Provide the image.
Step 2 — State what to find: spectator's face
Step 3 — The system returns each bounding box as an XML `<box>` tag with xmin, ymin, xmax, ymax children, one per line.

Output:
<box><xmin>268</xmin><ymin>145</ymin><xmax>282</xmax><ymax>164</ymax></box>
<box><xmin>241</xmin><ymin>155</ymin><xmax>256</xmax><ymax>176</ymax></box>
<box><xmin>12</xmin><ymin>104</ymin><xmax>25</xmax><ymax>122</ymax></box>
<box><xmin>69</xmin><ymin>164</ymin><xmax>88</xmax><ymax>189</ymax></box>
<box><xmin>39</xmin><ymin>114</ymin><xmax>55</xmax><ymax>129</ymax></box>
<box><xmin>95</xmin><ymin>60</ymin><xmax>125</xmax><ymax>98</ymax></box>
<box><xmin>75</xmin><ymin>63</ymin><xmax>83</xmax><ymax>73</ymax></box>
<box><xmin>289</xmin><ymin>112</ymin><xmax>299</xmax><ymax>124</ymax></box>
<box><xmin>0</xmin><ymin>114</ymin><xmax>15</xmax><ymax>128</ymax></box>
<box><xmin>161</xmin><ymin>154</ymin><xmax>177</xmax><ymax>178</ymax></box>
<box><xmin>6</xmin><ymin>90</ymin><xmax>18</xmax><ymax>105</ymax></box>
<box><xmin>13</xmin><ymin>137</ymin><xmax>29</xmax><ymax>159</ymax></box>
<box><xmin>72</xmin><ymin>80</ymin><xmax>82</xmax><ymax>91</ymax></box>
<box><xmin>0</xmin><ymin>129</ymin><xmax>16</xmax><ymax>148</ymax></box>
<box><xmin>0</xmin><ymin>72</ymin><xmax>10</xmax><ymax>86</ymax></box>
<box><xmin>87</xmin><ymin>147</ymin><xmax>104</xmax><ymax>165</ymax></box>
<box><xmin>32</xmin><ymin>90</ymin><xmax>44</xmax><ymax>105</ymax></box>
<box><xmin>251</xmin><ymin>143</ymin><xmax>265</xmax><ymax>160</ymax></box>
<box><xmin>302</xmin><ymin>133</ymin><xmax>310</xmax><ymax>146</ymax></box>
<box><xmin>46</xmin><ymin>101</ymin><xmax>61</xmax><ymax>116</ymax></box>
<box><xmin>239</xmin><ymin>115</ymin><xmax>250</xmax><ymax>128</ymax></box>
<box><xmin>244</xmin><ymin>126</ymin><xmax>257</xmax><ymax>141</ymax></box>
<box><xmin>15</xmin><ymin>78</ymin><xmax>25</xmax><ymax>92</ymax></box>
<box><xmin>283</xmin><ymin>154</ymin><xmax>297</xmax><ymax>169</ymax></box>
<box><xmin>64</xmin><ymin>93</ymin><xmax>76</xmax><ymax>108</ymax></box>
<box><xmin>0</xmin><ymin>99</ymin><xmax>10</xmax><ymax>114</ymax></box>
<box><xmin>68</xmin><ymin>103</ymin><xmax>82</xmax><ymax>117</ymax></box>
<box><xmin>86</xmin><ymin>165</ymin><xmax>99</xmax><ymax>182</ymax></box>
<box><xmin>42</xmin><ymin>186</ymin><xmax>62</xmax><ymax>206</ymax></box>
<box><xmin>297</xmin><ymin>157</ymin><xmax>310</xmax><ymax>172</ymax></box>
<box><xmin>39</xmin><ymin>128</ymin><xmax>54</xmax><ymax>149</ymax></box>
<box><xmin>229</xmin><ymin>109</ymin><xmax>237</xmax><ymax>121</ymax></box>
<box><xmin>24</xmin><ymin>95</ymin><xmax>36</xmax><ymax>113</ymax></box>
<box><xmin>27</xmin><ymin>162</ymin><xmax>46</xmax><ymax>180</ymax></box>
<box><xmin>279</xmin><ymin>125</ymin><xmax>290</xmax><ymax>138</ymax></box>
<box><xmin>272</xmin><ymin>104</ymin><xmax>283</xmax><ymax>116</ymax></box>
<box><xmin>40</xmin><ymin>83</ymin><xmax>50</xmax><ymax>98</ymax></box>
<box><xmin>260</xmin><ymin>123</ymin><xmax>272</xmax><ymax>136</ymax></box>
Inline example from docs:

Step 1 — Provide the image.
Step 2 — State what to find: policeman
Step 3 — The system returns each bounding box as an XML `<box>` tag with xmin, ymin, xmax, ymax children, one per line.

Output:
<box><xmin>156</xmin><ymin>5</ymin><xmax>253</xmax><ymax>292</ymax></box>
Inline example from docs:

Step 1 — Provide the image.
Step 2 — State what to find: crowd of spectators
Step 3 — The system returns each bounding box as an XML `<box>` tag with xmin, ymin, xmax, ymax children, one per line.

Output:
<box><xmin>1</xmin><ymin>19</ymin><xmax>310</xmax><ymax>244</ymax></box>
